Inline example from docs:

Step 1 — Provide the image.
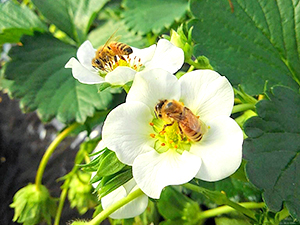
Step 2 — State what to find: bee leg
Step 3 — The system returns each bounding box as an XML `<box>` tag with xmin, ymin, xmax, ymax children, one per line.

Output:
<box><xmin>178</xmin><ymin>126</ymin><xmax>185</xmax><ymax>140</ymax></box>
<box><xmin>160</xmin><ymin>121</ymin><xmax>174</xmax><ymax>135</ymax></box>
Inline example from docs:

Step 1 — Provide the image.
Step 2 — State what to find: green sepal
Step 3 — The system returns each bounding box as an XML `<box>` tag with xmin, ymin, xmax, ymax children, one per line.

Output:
<box><xmin>96</xmin><ymin>167</ymin><xmax>133</xmax><ymax>199</ymax></box>
<box><xmin>98</xmin><ymin>82</ymin><xmax>112</xmax><ymax>92</ymax></box>
<box><xmin>96</xmin><ymin>150</ymin><xmax>126</xmax><ymax>177</ymax></box>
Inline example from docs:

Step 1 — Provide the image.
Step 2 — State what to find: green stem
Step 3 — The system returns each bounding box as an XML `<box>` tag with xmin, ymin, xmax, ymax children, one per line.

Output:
<box><xmin>186</xmin><ymin>58</ymin><xmax>199</xmax><ymax>68</ymax></box>
<box><xmin>54</xmin><ymin>148</ymin><xmax>85</xmax><ymax>225</ymax></box>
<box><xmin>35</xmin><ymin>122</ymin><xmax>80</xmax><ymax>191</ymax></box>
<box><xmin>197</xmin><ymin>202</ymin><xmax>265</xmax><ymax>220</ymax></box>
<box><xmin>232</xmin><ymin>103</ymin><xmax>256</xmax><ymax>114</ymax></box>
<box><xmin>54</xmin><ymin>181</ymin><xmax>70</xmax><ymax>225</ymax></box>
<box><xmin>87</xmin><ymin>188</ymin><xmax>144</xmax><ymax>225</ymax></box>
<box><xmin>183</xmin><ymin>183</ymin><xmax>258</xmax><ymax>221</ymax></box>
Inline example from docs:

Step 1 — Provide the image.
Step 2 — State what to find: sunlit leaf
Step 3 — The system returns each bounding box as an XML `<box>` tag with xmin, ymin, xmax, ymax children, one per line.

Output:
<box><xmin>121</xmin><ymin>0</ymin><xmax>188</xmax><ymax>35</ymax></box>
<box><xmin>189</xmin><ymin>0</ymin><xmax>300</xmax><ymax>95</ymax></box>
<box><xmin>244</xmin><ymin>86</ymin><xmax>300</xmax><ymax>220</ymax></box>
<box><xmin>0</xmin><ymin>1</ymin><xmax>46</xmax><ymax>44</ymax></box>
<box><xmin>88</xmin><ymin>20</ymin><xmax>146</xmax><ymax>48</ymax></box>
<box><xmin>32</xmin><ymin>0</ymin><xmax>108</xmax><ymax>43</ymax></box>
<box><xmin>3</xmin><ymin>33</ymin><xmax>112</xmax><ymax>124</ymax></box>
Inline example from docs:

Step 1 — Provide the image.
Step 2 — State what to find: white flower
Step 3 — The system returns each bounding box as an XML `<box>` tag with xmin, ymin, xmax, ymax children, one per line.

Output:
<box><xmin>102</xmin><ymin>69</ymin><xmax>243</xmax><ymax>199</ymax></box>
<box><xmin>65</xmin><ymin>39</ymin><xmax>184</xmax><ymax>86</ymax></box>
<box><xmin>91</xmin><ymin>141</ymin><xmax>148</xmax><ymax>219</ymax></box>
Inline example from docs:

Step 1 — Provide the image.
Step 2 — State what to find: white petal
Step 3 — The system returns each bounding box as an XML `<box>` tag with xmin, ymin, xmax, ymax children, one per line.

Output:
<box><xmin>191</xmin><ymin>116</ymin><xmax>243</xmax><ymax>181</ymax></box>
<box><xmin>77</xmin><ymin>40</ymin><xmax>96</xmax><ymax>70</ymax></box>
<box><xmin>131</xmin><ymin>44</ymin><xmax>156</xmax><ymax>65</ymax></box>
<box><xmin>65</xmin><ymin>58</ymin><xmax>104</xmax><ymax>84</ymax></box>
<box><xmin>94</xmin><ymin>140</ymin><xmax>106</xmax><ymax>152</ymax></box>
<box><xmin>105</xmin><ymin>66</ymin><xmax>136</xmax><ymax>86</ymax></box>
<box><xmin>144</xmin><ymin>39</ymin><xmax>184</xmax><ymax>73</ymax></box>
<box><xmin>101</xmin><ymin>179</ymin><xmax>148</xmax><ymax>219</ymax></box>
<box><xmin>133</xmin><ymin>150</ymin><xmax>202</xmax><ymax>199</ymax></box>
<box><xmin>179</xmin><ymin>70</ymin><xmax>234</xmax><ymax>121</ymax></box>
<box><xmin>102</xmin><ymin>102</ymin><xmax>155</xmax><ymax>165</ymax></box>
<box><xmin>126</xmin><ymin>68</ymin><xmax>181</xmax><ymax>113</ymax></box>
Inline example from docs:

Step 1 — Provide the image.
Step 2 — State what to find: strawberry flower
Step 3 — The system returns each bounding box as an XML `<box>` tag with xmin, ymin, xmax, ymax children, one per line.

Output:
<box><xmin>65</xmin><ymin>39</ymin><xmax>184</xmax><ymax>86</ymax></box>
<box><xmin>101</xmin><ymin>69</ymin><xmax>243</xmax><ymax>199</ymax></box>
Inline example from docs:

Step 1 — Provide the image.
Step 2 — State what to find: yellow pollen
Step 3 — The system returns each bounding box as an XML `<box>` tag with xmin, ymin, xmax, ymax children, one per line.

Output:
<box><xmin>174</xmin><ymin>145</ymin><xmax>178</xmax><ymax>149</ymax></box>
<box><xmin>169</xmin><ymin>140</ymin><xmax>173</xmax><ymax>144</ymax></box>
<box><xmin>208</xmin><ymin>126</ymin><xmax>211</xmax><ymax>129</ymax></box>
<box><xmin>150</xmin><ymin>133</ymin><xmax>155</xmax><ymax>138</ymax></box>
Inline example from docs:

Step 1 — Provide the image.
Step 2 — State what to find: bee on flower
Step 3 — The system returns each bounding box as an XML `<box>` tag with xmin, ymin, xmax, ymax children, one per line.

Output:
<box><xmin>101</xmin><ymin>69</ymin><xmax>243</xmax><ymax>199</ymax></box>
<box><xmin>65</xmin><ymin>35</ymin><xmax>184</xmax><ymax>86</ymax></box>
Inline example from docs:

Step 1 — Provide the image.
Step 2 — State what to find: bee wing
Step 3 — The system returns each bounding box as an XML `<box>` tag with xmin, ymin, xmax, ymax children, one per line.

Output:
<box><xmin>183</xmin><ymin>108</ymin><xmax>201</xmax><ymax>132</ymax></box>
<box><xmin>103</xmin><ymin>29</ymin><xmax>120</xmax><ymax>46</ymax></box>
<box><xmin>97</xmin><ymin>29</ymin><xmax>121</xmax><ymax>55</ymax></box>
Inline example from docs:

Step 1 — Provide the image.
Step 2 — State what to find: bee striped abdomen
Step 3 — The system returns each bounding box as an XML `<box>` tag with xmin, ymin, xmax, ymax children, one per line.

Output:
<box><xmin>189</xmin><ymin>130</ymin><xmax>203</xmax><ymax>142</ymax></box>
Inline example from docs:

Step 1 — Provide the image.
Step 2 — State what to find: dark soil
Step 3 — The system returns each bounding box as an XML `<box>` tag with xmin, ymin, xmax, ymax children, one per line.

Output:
<box><xmin>0</xmin><ymin>92</ymin><xmax>97</xmax><ymax>225</ymax></box>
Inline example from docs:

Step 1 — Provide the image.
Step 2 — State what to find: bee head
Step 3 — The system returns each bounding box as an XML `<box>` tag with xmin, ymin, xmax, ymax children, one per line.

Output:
<box><xmin>154</xmin><ymin>99</ymin><xmax>167</xmax><ymax>118</ymax></box>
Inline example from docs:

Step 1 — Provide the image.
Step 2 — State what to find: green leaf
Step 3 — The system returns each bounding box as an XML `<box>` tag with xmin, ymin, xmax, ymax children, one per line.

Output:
<box><xmin>157</xmin><ymin>186</ymin><xmax>201</xmax><ymax>224</ymax></box>
<box><xmin>0</xmin><ymin>1</ymin><xmax>46</xmax><ymax>44</ymax></box>
<box><xmin>32</xmin><ymin>0</ymin><xmax>108</xmax><ymax>43</ymax></box>
<box><xmin>243</xmin><ymin>86</ymin><xmax>300</xmax><ymax>220</ymax></box>
<box><xmin>4</xmin><ymin>33</ymin><xmax>113</xmax><ymax>124</ymax></box>
<box><xmin>88</xmin><ymin>20</ymin><xmax>146</xmax><ymax>48</ymax></box>
<box><xmin>121</xmin><ymin>0</ymin><xmax>188</xmax><ymax>35</ymax></box>
<box><xmin>189</xmin><ymin>0</ymin><xmax>300</xmax><ymax>95</ymax></box>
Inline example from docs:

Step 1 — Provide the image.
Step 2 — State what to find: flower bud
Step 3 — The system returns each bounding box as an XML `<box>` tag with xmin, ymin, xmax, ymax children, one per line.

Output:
<box><xmin>10</xmin><ymin>184</ymin><xmax>56</xmax><ymax>225</ymax></box>
<box><xmin>68</xmin><ymin>171</ymin><xmax>97</xmax><ymax>215</ymax></box>
<box><xmin>170</xmin><ymin>25</ymin><xmax>194</xmax><ymax>61</ymax></box>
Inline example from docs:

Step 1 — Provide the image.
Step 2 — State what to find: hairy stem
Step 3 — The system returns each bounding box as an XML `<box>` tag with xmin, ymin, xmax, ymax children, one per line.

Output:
<box><xmin>35</xmin><ymin>122</ymin><xmax>80</xmax><ymax>191</ymax></box>
<box><xmin>197</xmin><ymin>202</ymin><xmax>265</xmax><ymax>220</ymax></box>
<box><xmin>232</xmin><ymin>103</ymin><xmax>256</xmax><ymax>114</ymax></box>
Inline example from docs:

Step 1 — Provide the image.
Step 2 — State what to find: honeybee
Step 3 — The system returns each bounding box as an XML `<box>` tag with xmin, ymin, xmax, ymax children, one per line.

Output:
<box><xmin>154</xmin><ymin>99</ymin><xmax>206</xmax><ymax>142</ymax></box>
<box><xmin>92</xmin><ymin>31</ymin><xmax>133</xmax><ymax>71</ymax></box>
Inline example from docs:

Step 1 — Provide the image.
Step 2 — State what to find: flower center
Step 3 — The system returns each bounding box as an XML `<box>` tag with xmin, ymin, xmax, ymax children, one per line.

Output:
<box><xmin>97</xmin><ymin>55</ymin><xmax>144</xmax><ymax>76</ymax></box>
<box><xmin>149</xmin><ymin>118</ymin><xmax>192</xmax><ymax>154</ymax></box>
